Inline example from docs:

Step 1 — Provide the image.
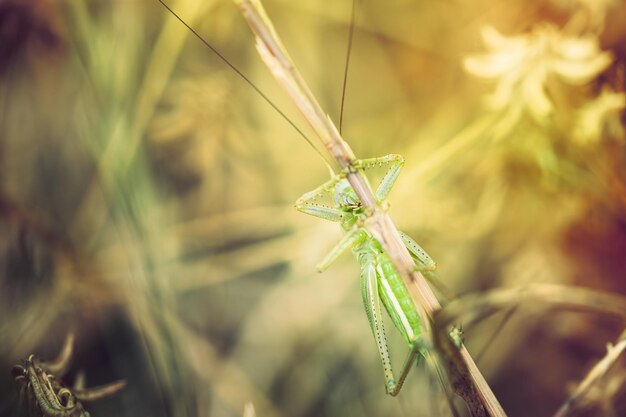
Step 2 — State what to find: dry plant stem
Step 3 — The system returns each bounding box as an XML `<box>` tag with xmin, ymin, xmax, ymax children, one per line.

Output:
<box><xmin>233</xmin><ymin>1</ymin><xmax>505</xmax><ymax>416</ymax></box>
<box><xmin>13</xmin><ymin>333</ymin><xmax>126</xmax><ymax>417</ymax></box>
<box><xmin>553</xmin><ymin>329</ymin><xmax>626</xmax><ymax>417</ymax></box>
<box><xmin>434</xmin><ymin>284</ymin><xmax>626</xmax><ymax>417</ymax></box>
<box><xmin>42</xmin><ymin>333</ymin><xmax>75</xmax><ymax>376</ymax></box>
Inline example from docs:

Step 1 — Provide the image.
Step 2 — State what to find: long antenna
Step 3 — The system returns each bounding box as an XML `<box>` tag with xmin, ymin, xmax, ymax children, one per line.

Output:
<box><xmin>339</xmin><ymin>0</ymin><xmax>356</xmax><ymax>135</ymax></box>
<box><xmin>158</xmin><ymin>0</ymin><xmax>335</xmax><ymax>170</ymax></box>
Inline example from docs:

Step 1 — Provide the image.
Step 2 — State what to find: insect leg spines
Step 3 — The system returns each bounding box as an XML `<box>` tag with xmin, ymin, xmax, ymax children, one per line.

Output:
<box><xmin>397</xmin><ymin>231</ymin><xmax>460</xmax><ymax>302</ymax></box>
<box><xmin>296</xmin><ymin>204</ymin><xmax>343</xmax><ymax>223</ymax></box>
<box><xmin>398</xmin><ymin>230</ymin><xmax>436</xmax><ymax>272</ymax></box>
<box><xmin>295</xmin><ymin>174</ymin><xmax>346</xmax><ymax>222</ymax></box>
<box><xmin>360</xmin><ymin>259</ymin><xmax>396</xmax><ymax>394</ymax></box>
<box><xmin>386</xmin><ymin>346</ymin><xmax>421</xmax><ymax>396</ymax></box>
<box><xmin>360</xmin><ymin>256</ymin><xmax>424</xmax><ymax>396</ymax></box>
<box><xmin>350</xmin><ymin>154</ymin><xmax>404</xmax><ymax>202</ymax></box>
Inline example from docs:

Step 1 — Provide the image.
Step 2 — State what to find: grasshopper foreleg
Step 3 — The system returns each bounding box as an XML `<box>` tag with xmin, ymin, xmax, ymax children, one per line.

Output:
<box><xmin>295</xmin><ymin>174</ymin><xmax>346</xmax><ymax>222</ymax></box>
<box><xmin>351</xmin><ymin>154</ymin><xmax>404</xmax><ymax>202</ymax></box>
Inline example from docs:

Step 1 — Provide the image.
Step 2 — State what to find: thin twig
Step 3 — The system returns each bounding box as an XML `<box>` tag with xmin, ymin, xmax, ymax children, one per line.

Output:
<box><xmin>476</xmin><ymin>307</ymin><xmax>518</xmax><ymax>365</ymax></box>
<box><xmin>232</xmin><ymin>1</ymin><xmax>506</xmax><ymax>416</ymax></box>
<box><xmin>40</xmin><ymin>333</ymin><xmax>75</xmax><ymax>377</ymax></box>
<box><xmin>553</xmin><ymin>330</ymin><xmax>626</xmax><ymax>417</ymax></box>
<box><xmin>434</xmin><ymin>284</ymin><xmax>626</xmax><ymax>417</ymax></box>
<box><xmin>435</xmin><ymin>284</ymin><xmax>626</xmax><ymax>329</ymax></box>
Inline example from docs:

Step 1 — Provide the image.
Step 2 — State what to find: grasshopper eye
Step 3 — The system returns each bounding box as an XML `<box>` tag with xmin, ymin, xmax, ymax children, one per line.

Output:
<box><xmin>334</xmin><ymin>183</ymin><xmax>359</xmax><ymax>207</ymax></box>
<box><xmin>341</xmin><ymin>195</ymin><xmax>353</xmax><ymax>206</ymax></box>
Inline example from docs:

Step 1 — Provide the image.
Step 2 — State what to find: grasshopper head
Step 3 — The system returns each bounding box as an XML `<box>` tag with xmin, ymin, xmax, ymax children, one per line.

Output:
<box><xmin>333</xmin><ymin>179</ymin><xmax>360</xmax><ymax>209</ymax></box>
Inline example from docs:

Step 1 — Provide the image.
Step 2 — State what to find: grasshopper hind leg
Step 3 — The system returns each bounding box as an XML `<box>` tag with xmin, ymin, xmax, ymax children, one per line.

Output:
<box><xmin>360</xmin><ymin>260</ymin><xmax>423</xmax><ymax>396</ymax></box>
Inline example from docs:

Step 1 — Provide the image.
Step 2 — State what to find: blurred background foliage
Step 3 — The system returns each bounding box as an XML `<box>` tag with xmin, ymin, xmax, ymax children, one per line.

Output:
<box><xmin>0</xmin><ymin>0</ymin><xmax>625</xmax><ymax>416</ymax></box>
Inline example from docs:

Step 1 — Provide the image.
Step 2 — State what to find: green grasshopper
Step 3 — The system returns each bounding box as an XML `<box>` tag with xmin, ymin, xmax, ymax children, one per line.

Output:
<box><xmin>295</xmin><ymin>154</ymin><xmax>437</xmax><ymax>396</ymax></box>
<box><xmin>159</xmin><ymin>0</ymin><xmax>440</xmax><ymax>397</ymax></box>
